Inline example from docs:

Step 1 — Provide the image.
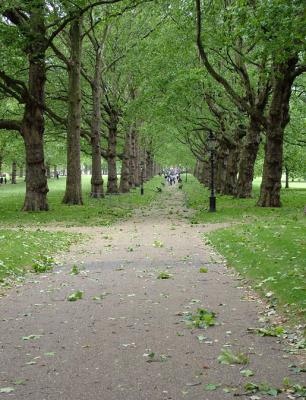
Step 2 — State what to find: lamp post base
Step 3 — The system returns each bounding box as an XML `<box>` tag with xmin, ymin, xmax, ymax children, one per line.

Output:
<box><xmin>209</xmin><ymin>196</ymin><xmax>216</xmax><ymax>212</ymax></box>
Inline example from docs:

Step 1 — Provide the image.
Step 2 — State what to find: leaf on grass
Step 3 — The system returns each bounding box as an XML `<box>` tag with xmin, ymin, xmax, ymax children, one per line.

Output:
<box><xmin>199</xmin><ymin>267</ymin><xmax>208</xmax><ymax>273</ymax></box>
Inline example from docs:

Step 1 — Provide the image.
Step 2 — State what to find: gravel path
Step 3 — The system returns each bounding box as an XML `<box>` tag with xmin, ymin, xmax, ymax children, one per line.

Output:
<box><xmin>0</xmin><ymin>186</ymin><xmax>304</xmax><ymax>400</ymax></box>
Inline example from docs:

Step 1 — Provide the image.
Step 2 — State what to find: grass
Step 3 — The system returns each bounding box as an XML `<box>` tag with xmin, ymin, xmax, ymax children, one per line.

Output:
<box><xmin>183</xmin><ymin>175</ymin><xmax>305</xmax><ymax>224</ymax></box>
<box><xmin>0</xmin><ymin>228</ymin><xmax>80</xmax><ymax>283</ymax></box>
<box><xmin>0</xmin><ymin>175</ymin><xmax>164</xmax><ymax>282</ymax></box>
<box><xmin>0</xmin><ymin>175</ymin><xmax>162</xmax><ymax>226</ymax></box>
<box><xmin>183</xmin><ymin>176</ymin><xmax>306</xmax><ymax>324</ymax></box>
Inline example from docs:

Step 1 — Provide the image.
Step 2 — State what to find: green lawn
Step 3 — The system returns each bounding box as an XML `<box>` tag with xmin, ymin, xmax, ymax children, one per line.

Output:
<box><xmin>183</xmin><ymin>176</ymin><xmax>305</xmax><ymax>224</ymax></box>
<box><xmin>0</xmin><ymin>175</ymin><xmax>162</xmax><ymax>226</ymax></box>
<box><xmin>183</xmin><ymin>176</ymin><xmax>306</xmax><ymax>325</ymax></box>
<box><xmin>0</xmin><ymin>229</ymin><xmax>80</xmax><ymax>283</ymax></box>
<box><xmin>0</xmin><ymin>175</ymin><xmax>163</xmax><ymax>284</ymax></box>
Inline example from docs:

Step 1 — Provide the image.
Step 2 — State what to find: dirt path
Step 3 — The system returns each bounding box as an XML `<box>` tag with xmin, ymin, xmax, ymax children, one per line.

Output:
<box><xmin>0</xmin><ymin>186</ymin><xmax>303</xmax><ymax>399</ymax></box>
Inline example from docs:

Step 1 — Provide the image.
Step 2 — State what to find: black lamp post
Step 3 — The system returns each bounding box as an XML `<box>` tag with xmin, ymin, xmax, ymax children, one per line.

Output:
<box><xmin>207</xmin><ymin>130</ymin><xmax>217</xmax><ymax>212</ymax></box>
<box><xmin>140</xmin><ymin>161</ymin><xmax>144</xmax><ymax>195</ymax></box>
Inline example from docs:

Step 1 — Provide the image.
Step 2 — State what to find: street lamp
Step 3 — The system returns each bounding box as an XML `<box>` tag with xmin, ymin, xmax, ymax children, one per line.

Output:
<box><xmin>207</xmin><ymin>130</ymin><xmax>217</xmax><ymax>212</ymax></box>
<box><xmin>140</xmin><ymin>161</ymin><xmax>144</xmax><ymax>195</ymax></box>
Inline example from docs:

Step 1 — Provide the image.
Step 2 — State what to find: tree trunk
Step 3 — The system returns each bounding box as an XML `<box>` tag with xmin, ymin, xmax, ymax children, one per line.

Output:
<box><xmin>90</xmin><ymin>47</ymin><xmax>104</xmax><ymax>198</ymax></box>
<box><xmin>215</xmin><ymin>144</ymin><xmax>228</xmax><ymax>194</ymax></box>
<box><xmin>236</xmin><ymin>117</ymin><xmax>261</xmax><ymax>198</ymax></box>
<box><xmin>146</xmin><ymin>150</ymin><xmax>154</xmax><ymax>180</ymax></box>
<box><xmin>62</xmin><ymin>17</ymin><xmax>83</xmax><ymax>205</ymax></box>
<box><xmin>129</xmin><ymin>129</ymin><xmax>136</xmax><ymax>187</ymax></box>
<box><xmin>194</xmin><ymin>159</ymin><xmax>201</xmax><ymax>180</ymax></box>
<box><xmin>19</xmin><ymin>164</ymin><xmax>24</xmax><ymax>178</ymax></box>
<box><xmin>46</xmin><ymin>162</ymin><xmax>51</xmax><ymax>178</ymax></box>
<box><xmin>53</xmin><ymin>165</ymin><xmax>57</xmax><ymax>178</ymax></box>
<box><xmin>257</xmin><ymin>57</ymin><xmax>298</xmax><ymax>207</ymax></box>
<box><xmin>223</xmin><ymin>146</ymin><xmax>239</xmax><ymax>195</ymax></box>
<box><xmin>11</xmin><ymin>161</ymin><xmax>17</xmax><ymax>184</ymax></box>
<box><xmin>21</xmin><ymin>2</ymin><xmax>49</xmax><ymax>211</ymax></box>
<box><xmin>119</xmin><ymin>131</ymin><xmax>131</xmax><ymax>193</ymax></box>
<box><xmin>134</xmin><ymin>134</ymin><xmax>140</xmax><ymax>185</ymax></box>
<box><xmin>285</xmin><ymin>166</ymin><xmax>289</xmax><ymax>189</ymax></box>
<box><xmin>106</xmin><ymin>111</ymin><xmax>119</xmax><ymax>194</ymax></box>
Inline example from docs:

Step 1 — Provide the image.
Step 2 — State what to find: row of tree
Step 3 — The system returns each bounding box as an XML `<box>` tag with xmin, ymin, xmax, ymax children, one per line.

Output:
<box><xmin>0</xmin><ymin>0</ymin><xmax>305</xmax><ymax>211</ymax></box>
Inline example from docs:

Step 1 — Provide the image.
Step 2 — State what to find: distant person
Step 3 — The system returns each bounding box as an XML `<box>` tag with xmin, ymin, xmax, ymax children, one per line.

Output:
<box><xmin>56</xmin><ymin>172</ymin><xmax>59</xmax><ymax>179</ymax></box>
<box><xmin>4</xmin><ymin>176</ymin><xmax>7</xmax><ymax>184</ymax></box>
<box><xmin>0</xmin><ymin>177</ymin><xmax>3</xmax><ymax>184</ymax></box>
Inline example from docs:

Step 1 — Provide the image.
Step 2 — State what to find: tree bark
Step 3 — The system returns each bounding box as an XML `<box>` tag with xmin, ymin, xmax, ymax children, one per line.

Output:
<box><xmin>11</xmin><ymin>161</ymin><xmax>17</xmax><ymax>184</ymax></box>
<box><xmin>62</xmin><ymin>17</ymin><xmax>83</xmax><ymax>205</ymax></box>
<box><xmin>106</xmin><ymin>110</ymin><xmax>119</xmax><ymax>194</ymax></box>
<box><xmin>134</xmin><ymin>134</ymin><xmax>141</xmax><ymax>185</ymax></box>
<box><xmin>129</xmin><ymin>128</ymin><xmax>136</xmax><ymax>187</ymax></box>
<box><xmin>285</xmin><ymin>166</ymin><xmax>289</xmax><ymax>189</ymax></box>
<box><xmin>223</xmin><ymin>146</ymin><xmax>239</xmax><ymax>195</ymax></box>
<box><xmin>17</xmin><ymin>3</ymin><xmax>49</xmax><ymax>211</ymax></box>
<box><xmin>215</xmin><ymin>143</ymin><xmax>228</xmax><ymax>194</ymax></box>
<box><xmin>90</xmin><ymin>47</ymin><xmax>104</xmax><ymax>198</ymax></box>
<box><xmin>46</xmin><ymin>162</ymin><xmax>51</xmax><ymax>178</ymax></box>
<box><xmin>119</xmin><ymin>131</ymin><xmax>131</xmax><ymax>193</ymax></box>
<box><xmin>236</xmin><ymin>117</ymin><xmax>261</xmax><ymax>198</ymax></box>
<box><xmin>257</xmin><ymin>57</ymin><xmax>298</xmax><ymax>207</ymax></box>
<box><xmin>146</xmin><ymin>149</ymin><xmax>154</xmax><ymax>180</ymax></box>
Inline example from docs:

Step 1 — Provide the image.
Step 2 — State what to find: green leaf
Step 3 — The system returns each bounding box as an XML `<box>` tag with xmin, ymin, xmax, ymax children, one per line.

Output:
<box><xmin>240</xmin><ymin>369</ymin><xmax>254</xmax><ymax>377</ymax></box>
<box><xmin>14</xmin><ymin>379</ymin><xmax>25</xmax><ymax>385</ymax></box>
<box><xmin>67</xmin><ymin>290</ymin><xmax>83</xmax><ymax>301</ymax></box>
<box><xmin>217</xmin><ymin>349</ymin><xmax>249</xmax><ymax>365</ymax></box>
<box><xmin>70</xmin><ymin>265</ymin><xmax>80</xmax><ymax>275</ymax></box>
<box><xmin>153</xmin><ymin>240</ymin><xmax>164</xmax><ymax>248</ymax></box>
<box><xmin>0</xmin><ymin>387</ymin><xmax>15</xmax><ymax>393</ymax></box>
<box><xmin>197</xmin><ymin>334</ymin><xmax>207</xmax><ymax>343</ymax></box>
<box><xmin>199</xmin><ymin>267</ymin><xmax>208</xmax><ymax>273</ymax></box>
<box><xmin>22</xmin><ymin>334</ymin><xmax>42</xmax><ymax>340</ymax></box>
<box><xmin>204</xmin><ymin>383</ymin><xmax>220</xmax><ymax>391</ymax></box>
<box><xmin>157</xmin><ymin>272</ymin><xmax>172</xmax><ymax>279</ymax></box>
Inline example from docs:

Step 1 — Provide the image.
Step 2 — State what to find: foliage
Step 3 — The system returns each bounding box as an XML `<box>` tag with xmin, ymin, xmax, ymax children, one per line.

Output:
<box><xmin>184</xmin><ymin>176</ymin><xmax>306</xmax><ymax>324</ymax></box>
<box><xmin>31</xmin><ymin>255</ymin><xmax>56</xmax><ymax>273</ymax></box>
<box><xmin>184</xmin><ymin>308</ymin><xmax>216</xmax><ymax>329</ymax></box>
<box><xmin>217</xmin><ymin>349</ymin><xmax>249</xmax><ymax>365</ymax></box>
<box><xmin>157</xmin><ymin>272</ymin><xmax>172</xmax><ymax>280</ymax></box>
<box><xmin>244</xmin><ymin>382</ymin><xmax>280</xmax><ymax>397</ymax></box>
<box><xmin>0</xmin><ymin>229</ymin><xmax>79</xmax><ymax>282</ymax></box>
<box><xmin>67</xmin><ymin>290</ymin><xmax>83</xmax><ymax>302</ymax></box>
<box><xmin>0</xmin><ymin>176</ymin><xmax>162</xmax><ymax>226</ymax></box>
